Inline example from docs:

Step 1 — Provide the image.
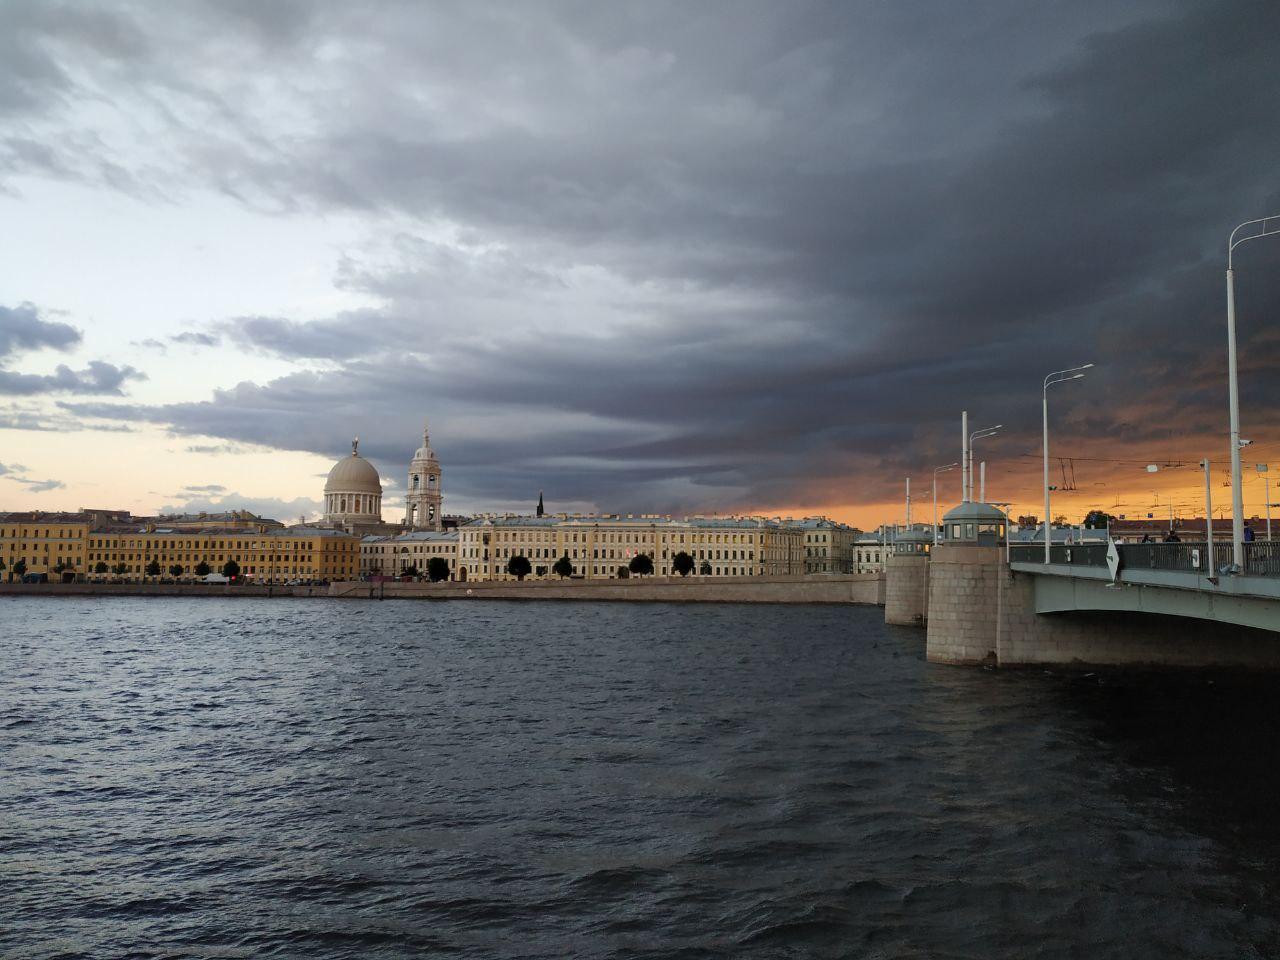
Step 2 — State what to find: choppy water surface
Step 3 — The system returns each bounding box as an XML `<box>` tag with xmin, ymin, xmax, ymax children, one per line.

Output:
<box><xmin>3</xmin><ymin>598</ymin><xmax>1280</xmax><ymax>958</ymax></box>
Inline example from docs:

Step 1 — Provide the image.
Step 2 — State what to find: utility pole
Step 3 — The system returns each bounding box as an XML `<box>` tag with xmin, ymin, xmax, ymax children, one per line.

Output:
<box><xmin>1202</xmin><ymin>458</ymin><xmax>1213</xmax><ymax>576</ymax></box>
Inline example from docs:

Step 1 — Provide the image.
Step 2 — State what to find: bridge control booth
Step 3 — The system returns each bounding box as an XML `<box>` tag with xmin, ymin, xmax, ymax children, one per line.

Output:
<box><xmin>940</xmin><ymin>501</ymin><xmax>1008</xmax><ymax>546</ymax></box>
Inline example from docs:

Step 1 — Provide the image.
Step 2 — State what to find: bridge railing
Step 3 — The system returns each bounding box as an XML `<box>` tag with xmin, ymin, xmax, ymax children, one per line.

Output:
<box><xmin>1008</xmin><ymin>543</ymin><xmax>1109</xmax><ymax>567</ymax></box>
<box><xmin>1010</xmin><ymin>540</ymin><xmax>1279</xmax><ymax>576</ymax></box>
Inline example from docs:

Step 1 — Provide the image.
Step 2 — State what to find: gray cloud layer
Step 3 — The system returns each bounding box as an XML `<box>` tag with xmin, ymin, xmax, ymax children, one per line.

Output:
<box><xmin>0</xmin><ymin>304</ymin><xmax>146</xmax><ymax>396</ymax></box>
<box><xmin>12</xmin><ymin>1</ymin><xmax>1280</xmax><ymax>513</ymax></box>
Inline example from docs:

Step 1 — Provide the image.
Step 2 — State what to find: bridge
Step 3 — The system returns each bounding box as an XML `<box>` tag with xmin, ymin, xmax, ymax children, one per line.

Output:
<box><xmin>1008</xmin><ymin>542</ymin><xmax>1280</xmax><ymax>634</ymax></box>
<box><xmin>884</xmin><ymin>501</ymin><xmax>1280</xmax><ymax>669</ymax></box>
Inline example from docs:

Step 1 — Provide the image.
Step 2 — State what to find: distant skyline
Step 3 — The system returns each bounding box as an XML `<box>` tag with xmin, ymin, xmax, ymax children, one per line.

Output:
<box><xmin>3</xmin><ymin>0</ymin><xmax>1280</xmax><ymax>529</ymax></box>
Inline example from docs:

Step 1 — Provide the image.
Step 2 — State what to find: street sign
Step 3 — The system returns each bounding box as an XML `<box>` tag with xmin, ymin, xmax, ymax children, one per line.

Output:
<box><xmin>1106</xmin><ymin>539</ymin><xmax>1120</xmax><ymax>581</ymax></box>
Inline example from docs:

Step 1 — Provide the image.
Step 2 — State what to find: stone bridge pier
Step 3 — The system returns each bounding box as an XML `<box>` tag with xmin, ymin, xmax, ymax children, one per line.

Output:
<box><xmin>884</xmin><ymin>531</ymin><xmax>932</xmax><ymax>626</ymax></box>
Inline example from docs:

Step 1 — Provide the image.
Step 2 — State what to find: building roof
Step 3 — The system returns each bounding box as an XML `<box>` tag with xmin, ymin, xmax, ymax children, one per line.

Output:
<box><xmin>459</xmin><ymin>513</ymin><xmax>805</xmax><ymax>531</ymax></box>
<box><xmin>0</xmin><ymin>512</ymin><xmax>92</xmax><ymax>524</ymax></box>
<box><xmin>364</xmin><ymin>530</ymin><xmax>459</xmax><ymax>543</ymax></box>
<box><xmin>941</xmin><ymin>501</ymin><xmax>1008</xmax><ymax>523</ymax></box>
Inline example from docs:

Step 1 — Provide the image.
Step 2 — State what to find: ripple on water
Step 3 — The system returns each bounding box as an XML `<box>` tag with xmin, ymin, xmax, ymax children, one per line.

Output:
<box><xmin>2</xmin><ymin>597</ymin><xmax>1280</xmax><ymax>960</ymax></box>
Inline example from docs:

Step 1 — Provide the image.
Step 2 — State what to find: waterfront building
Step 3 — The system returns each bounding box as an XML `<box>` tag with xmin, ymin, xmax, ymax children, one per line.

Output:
<box><xmin>1</xmin><ymin>511</ymin><xmax>360</xmax><ymax>582</ymax></box>
<box><xmin>403</xmin><ymin>422</ymin><xmax>443</xmax><ymax>531</ymax></box>
<box><xmin>86</xmin><ymin>525</ymin><xmax>358</xmax><ymax>582</ymax></box>
<box><xmin>789</xmin><ymin>517</ymin><xmax>861</xmax><ymax>574</ymax></box>
<box><xmin>454</xmin><ymin>514</ymin><xmax>805</xmax><ymax>582</ymax></box>
<box><xmin>854</xmin><ymin>536</ymin><xmax>888</xmax><ymax>574</ymax></box>
<box><xmin>362</xmin><ymin>530</ymin><xmax>459</xmax><ymax>578</ymax></box>
<box><xmin>0</xmin><ymin>512</ymin><xmax>91</xmax><ymax>580</ymax></box>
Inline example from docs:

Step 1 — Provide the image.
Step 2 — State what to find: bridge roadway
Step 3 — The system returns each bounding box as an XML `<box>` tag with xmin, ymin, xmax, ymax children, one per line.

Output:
<box><xmin>1009</xmin><ymin>542</ymin><xmax>1280</xmax><ymax>634</ymax></box>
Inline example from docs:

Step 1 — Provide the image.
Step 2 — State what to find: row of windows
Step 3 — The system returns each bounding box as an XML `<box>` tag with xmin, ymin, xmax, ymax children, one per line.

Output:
<box><xmin>461</xmin><ymin>563</ymin><xmax>770</xmax><ymax>578</ymax></box>
<box><xmin>1</xmin><ymin>528</ymin><xmax>84</xmax><ymax>539</ymax></box>
<box><xmin>466</xmin><ymin>530</ymin><xmax>769</xmax><ymax>545</ymax></box>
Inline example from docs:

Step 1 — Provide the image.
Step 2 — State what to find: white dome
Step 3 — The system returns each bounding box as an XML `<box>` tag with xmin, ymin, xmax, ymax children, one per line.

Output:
<box><xmin>412</xmin><ymin>445</ymin><xmax>437</xmax><ymax>462</ymax></box>
<box><xmin>325</xmin><ymin>451</ymin><xmax>382</xmax><ymax>495</ymax></box>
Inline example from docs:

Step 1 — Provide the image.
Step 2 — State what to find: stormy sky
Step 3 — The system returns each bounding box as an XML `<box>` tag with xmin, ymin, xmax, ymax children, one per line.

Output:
<box><xmin>3</xmin><ymin>0</ymin><xmax>1280</xmax><ymax>526</ymax></box>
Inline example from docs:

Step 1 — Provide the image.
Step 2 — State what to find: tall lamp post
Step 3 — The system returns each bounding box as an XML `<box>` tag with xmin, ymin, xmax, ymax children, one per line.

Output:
<box><xmin>1043</xmin><ymin>364</ymin><xmax>1093</xmax><ymax>563</ymax></box>
<box><xmin>968</xmin><ymin>425</ymin><xmax>1001</xmax><ymax>503</ymax></box>
<box><xmin>1227</xmin><ymin>216</ymin><xmax>1280</xmax><ymax>568</ymax></box>
<box><xmin>932</xmin><ymin>462</ymin><xmax>958</xmax><ymax>546</ymax></box>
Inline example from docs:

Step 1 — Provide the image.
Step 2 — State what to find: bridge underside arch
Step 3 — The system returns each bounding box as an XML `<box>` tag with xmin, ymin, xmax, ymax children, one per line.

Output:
<box><xmin>1033</xmin><ymin>575</ymin><xmax>1280</xmax><ymax>635</ymax></box>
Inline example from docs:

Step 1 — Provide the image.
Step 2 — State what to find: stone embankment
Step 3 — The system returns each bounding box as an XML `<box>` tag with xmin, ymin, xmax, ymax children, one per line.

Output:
<box><xmin>0</xmin><ymin>574</ymin><xmax>885</xmax><ymax>605</ymax></box>
<box><xmin>331</xmin><ymin>573</ymin><xmax>884</xmax><ymax>604</ymax></box>
<box><xmin>0</xmin><ymin>582</ymin><xmax>329</xmax><ymax>599</ymax></box>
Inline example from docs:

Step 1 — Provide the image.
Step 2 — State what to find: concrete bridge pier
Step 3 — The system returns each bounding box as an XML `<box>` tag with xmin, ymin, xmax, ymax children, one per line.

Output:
<box><xmin>884</xmin><ymin>530</ymin><xmax>933</xmax><ymax>626</ymax></box>
<box><xmin>924</xmin><ymin>543</ymin><xmax>1003</xmax><ymax>664</ymax></box>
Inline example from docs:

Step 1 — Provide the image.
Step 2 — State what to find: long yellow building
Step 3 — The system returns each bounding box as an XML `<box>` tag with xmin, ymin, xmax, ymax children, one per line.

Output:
<box><xmin>1</xmin><ymin>512</ymin><xmax>359</xmax><ymax>582</ymax></box>
<box><xmin>452</xmin><ymin>514</ymin><xmax>807</xmax><ymax>582</ymax></box>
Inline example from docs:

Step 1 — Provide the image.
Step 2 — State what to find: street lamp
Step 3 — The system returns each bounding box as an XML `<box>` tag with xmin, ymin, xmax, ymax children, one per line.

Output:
<box><xmin>1227</xmin><ymin>216</ymin><xmax>1280</xmax><ymax>569</ymax></box>
<box><xmin>932</xmin><ymin>462</ymin><xmax>958</xmax><ymax>545</ymax></box>
<box><xmin>1043</xmin><ymin>364</ymin><xmax>1093</xmax><ymax>563</ymax></box>
<box><xmin>968</xmin><ymin>425</ymin><xmax>1001</xmax><ymax>503</ymax></box>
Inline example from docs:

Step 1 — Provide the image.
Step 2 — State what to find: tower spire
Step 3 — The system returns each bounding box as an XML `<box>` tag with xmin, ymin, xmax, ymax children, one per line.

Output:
<box><xmin>352</xmin><ymin>437</ymin><xmax>359</xmax><ymax>456</ymax></box>
<box><xmin>537</xmin><ymin>490</ymin><xmax>545</xmax><ymax>518</ymax></box>
<box><xmin>423</xmin><ymin>418</ymin><xmax>429</xmax><ymax>447</ymax></box>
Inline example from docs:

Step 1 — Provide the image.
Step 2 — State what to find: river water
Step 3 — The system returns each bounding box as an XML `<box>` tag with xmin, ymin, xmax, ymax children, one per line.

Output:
<box><xmin>3</xmin><ymin>597</ymin><xmax>1279</xmax><ymax>958</ymax></box>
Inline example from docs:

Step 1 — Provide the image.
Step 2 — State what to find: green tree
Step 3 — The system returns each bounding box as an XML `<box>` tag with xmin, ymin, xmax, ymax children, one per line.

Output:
<box><xmin>94</xmin><ymin>561</ymin><xmax>108</xmax><ymax>576</ymax></box>
<box><xmin>0</xmin><ymin>558</ymin><xmax>6</xmax><ymax>581</ymax></box>
<box><xmin>671</xmin><ymin>551</ymin><xmax>695</xmax><ymax>577</ymax></box>
<box><xmin>1016</xmin><ymin>515</ymin><xmax>1039</xmax><ymax>527</ymax></box>
<box><xmin>169</xmin><ymin>564</ymin><xmax>184</xmax><ymax>579</ymax></box>
<box><xmin>1083</xmin><ymin>510</ymin><xmax>1115</xmax><ymax>529</ymax></box>
<box><xmin>13</xmin><ymin>559</ymin><xmax>27</xmax><ymax>581</ymax></box>
<box><xmin>402</xmin><ymin>564</ymin><xmax>420</xmax><ymax>579</ymax></box>
<box><xmin>145</xmin><ymin>559</ymin><xmax>162</xmax><ymax>578</ymax></box>
<box><xmin>1052</xmin><ymin>514</ymin><xmax>1068</xmax><ymax>527</ymax></box>
<box><xmin>506</xmin><ymin>555</ymin><xmax>532</xmax><ymax>580</ymax></box>
<box><xmin>552</xmin><ymin>555</ymin><xmax>574</xmax><ymax>579</ymax></box>
<box><xmin>616</xmin><ymin>566</ymin><xmax>629</xmax><ymax>578</ymax></box>
<box><xmin>699</xmin><ymin>559</ymin><xmax>712</xmax><ymax>576</ymax></box>
<box><xmin>427</xmin><ymin>556</ymin><xmax>450</xmax><ymax>582</ymax></box>
<box><xmin>628</xmin><ymin>553</ymin><xmax>654</xmax><ymax>576</ymax></box>
<box><xmin>52</xmin><ymin>561</ymin><xmax>67</xmax><ymax>577</ymax></box>
<box><xmin>222</xmin><ymin>559</ymin><xmax>241</xmax><ymax>580</ymax></box>
<box><xmin>111</xmin><ymin>562</ymin><xmax>127</xmax><ymax>577</ymax></box>
<box><xmin>194</xmin><ymin>561</ymin><xmax>211</xmax><ymax>577</ymax></box>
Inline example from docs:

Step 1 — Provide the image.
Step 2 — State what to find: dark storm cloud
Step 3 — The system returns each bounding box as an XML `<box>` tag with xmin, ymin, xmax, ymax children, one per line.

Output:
<box><xmin>14</xmin><ymin>1</ymin><xmax>1280</xmax><ymax>514</ymax></box>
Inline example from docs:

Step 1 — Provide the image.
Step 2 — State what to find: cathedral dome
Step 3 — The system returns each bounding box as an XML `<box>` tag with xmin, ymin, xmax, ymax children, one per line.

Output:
<box><xmin>325</xmin><ymin>443</ymin><xmax>382</xmax><ymax>495</ymax></box>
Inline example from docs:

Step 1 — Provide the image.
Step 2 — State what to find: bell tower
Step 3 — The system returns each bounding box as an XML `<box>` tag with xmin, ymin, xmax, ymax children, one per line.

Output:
<box><xmin>404</xmin><ymin>419</ymin><xmax>443</xmax><ymax>531</ymax></box>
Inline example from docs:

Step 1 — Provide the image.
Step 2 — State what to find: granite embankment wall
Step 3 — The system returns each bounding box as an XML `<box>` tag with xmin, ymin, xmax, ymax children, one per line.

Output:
<box><xmin>0</xmin><ymin>574</ymin><xmax>885</xmax><ymax>605</ymax></box>
<box><xmin>330</xmin><ymin>574</ymin><xmax>884</xmax><ymax>605</ymax></box>
<box><xmin>0</xmin><ymin>582</ymin><xmax>329</xmax><ymax>599</ymax></box>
